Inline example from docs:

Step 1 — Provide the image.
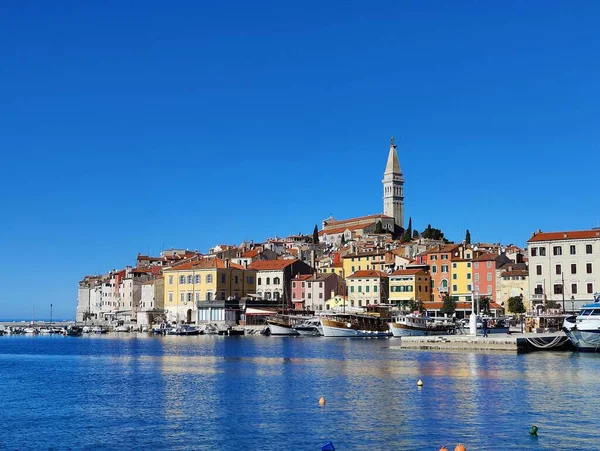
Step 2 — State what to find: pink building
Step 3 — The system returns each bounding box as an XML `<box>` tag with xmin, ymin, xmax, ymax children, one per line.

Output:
<box><xmin>292</xmin><ymin>273</ymin><xmax>345</xmax><ymax>311</ymax></box>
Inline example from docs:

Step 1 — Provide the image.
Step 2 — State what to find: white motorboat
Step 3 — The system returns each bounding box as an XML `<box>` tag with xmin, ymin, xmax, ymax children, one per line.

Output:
<box><xmin>262</xmin><ymin>316</ymin><xmax>300</xmax><ymax>336</ymax></box>
<box><xmin>563</xmin><ymin>293</ymin><xmax>600</xmax><ymax>351</ymax></box>
<box><xmin>388</xmin><ymin>314</ymin><xmax>455</xmax><ymax>337</ymax></box>
<box><xmin>292</xmin><ymin>317</ymin><xmax>323</xmax><ymax>336</ymax></box>
<box><xmin>320</xmin><ymin>313</ymin><xmax>391</xmax><ymax>338</ymax></box>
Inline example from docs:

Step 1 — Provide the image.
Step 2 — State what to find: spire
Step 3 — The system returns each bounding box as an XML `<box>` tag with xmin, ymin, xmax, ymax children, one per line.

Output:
<box><xmin>384</xmin><ymin>136</ymin><xmax>402</xmax><ymax>175</ymax></box>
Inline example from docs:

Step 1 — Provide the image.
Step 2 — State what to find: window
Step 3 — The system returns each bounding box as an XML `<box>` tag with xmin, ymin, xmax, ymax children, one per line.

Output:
<box><xmin>587</xmin><ymin>263</ymin><xmax>593</xmax><ymax>274</ymax></box>
<box><xmin>374</xmin><ymin>285</ymin><xmax>378</xmax><ymax>292</ymax></box>
<box><xmin>179</xmin><ymin>276</ymin><xmax>185</xmax><ymax>284</ymax></box>
<box><xmin>266</xmin><ymin>277</ymin><xmax>270</xmax><ymax>285</ymax></box>
<box><xmin>187</xmin><ymin>292</ymin><xmax>193</xmax><ymax>302</ymax></box>
<box><xmin>187</xmin><ymin>275</ymin><xmax>193</xmax><ymax>284</ymax></box>
<box><xmin>452</xmin><ymin>285</ymin><xmax>457</xmax><ymax>291</ymax></box>
<box><xmin>452</xmin><ymin>263</ymin><xmax>457</xmax><ymax>269</ymax></box>
<box><xmin>195</xmin><ymin>275</ymin><xmax>200</xmax><ymax>283</ymax></box>
<box><xmin>570</xmin><ymin>245</ymin><xmax>576</xmax><ymax>255</ymax></box>
<box><xmin>467</xmin><ymin>284</ymin><xmax>472</xmax><ymax>291</ymax></box>
<box><xmin>441</xmin><ymin>265</ymin><xmax>448</xmax><ymax>273</ymax></box>
<box><xmin>168</xmin><ymin>292</ymin><xmax>173</xmax><ymax>302</ymax></box>
<box><xmin>180</xmin><ymin>293</ymin><xmax>185</xmax><ymax>302</ymax></box>
<box><xmin>442</xmin><ymin>255</ymin><xmax>448</xmax><ymax>260</ymax></box>
<box><xmin>553</xmin><ymin>246</ymin><xmax>562</xmax><ymax>256</ymax></box>
<box><xmin>206</xmin><ymin>274</ymin><xmax>213</xmax><ymax>283</ymax></box>
<box><xmin>534</xmin><ymin>285</ymin><xmax>543</xmax><ymax>295</ymax></box>
<box><xmin>540</xmin><ymin>247</ymin><xmax>546</xmax><ymax>256</ymax></box>
<box><xmin>308</xmin><ymin>293</ymin><xmax>311</xmax><ymax>299</ymax></box>
<box><xmin>352</xmin><ymin>266</ymin><xmax>355</xmax><ymax>273</ymax></box>
<box><xmin>430</xmin><ymin>255</ymin><xmax>437</xmax><ymax>260</ymax></box>
<box><xmin>554</xmin><ymin>284</ymin><xmax>563</xmax><ymax>295</ymax></box>
<box><xmin>487</xmin><ymin>285</ymin><xmax>492</xmax><ymax>294</ymax></box>
<box><xmin>586</xmin><ymin>244</ymin><xmax>593</xmax><ymax>254</ymax></box>
<box><xmin>572</xmin><ymin>284</ymin><xmax>578</xmax><ymax>294</ymax></box>
<box><xmin>536</xmin><ymin>265</ymin><xmax>542</xmax><ymax>275</ymax></box>
<box><xmin>487</xmin><ymin>273</ymin><xmax>492</xmax><ymax>281</ymax></box>
<box><xmin>432</xmin><ymin>265</ymin><xmax>437</xmax><ymax>273</ymax></box>
<box><xmin>452</xmin><ymin>274</ymin><xmax>457</xmax><ymax>280</ymax></box>
<box><xmin>350</xmin><ymin>286</ymin><xmax>354</xmax><ymax>293</ymax></box>
<box><xmin>486</xmin><ymin>261</ymin><xmax>492</xmax><ymax>268</ymax></box>
<box><xmin>467</xmin><ymin>273</ymin><xmax>471</xmax><ymax>279</ymax></box>
<box><xmin>308</xmin><ymin>282</ymin><xmax>312</xmax><ymax>288</ymax></box>
<box><xmin>571</xmin><ymin>264</ymin><xmax>577</xmax><ymax>274</ymax></box>
<box><xmin>274</xmin><ymin>277</ymin><xmax>281</xmax><ymax>284</ymax></box>
<box><xmin>467</xmin><ymin>262</ymin><xmax>471</xmax><ymax>268</ymax></box>
<box><xmin>531</xmin><ymin>247</ymin><xmax>537</xmax><ymax>257</ymax></box>
<box><xmin>475</xmin><ymin>274</ymin><xmax>479</xmax><ymax>282</ymax></box>
<box><xmin>169</xmin><ymin>276</ymin><xmax>173</xmax><ymax>284</ymax></box>
<box><xmin>474</xmin><ymin>262</ymin><xmax>479</xmax><ymax>269</ymax></box>
<box><xmin>258</xmin><ymin>278</ymin><xmax>262</xmax><ymax>285</ymax></box>
<box><xmin>319</xmin><ymin>282</ymin><xmax>323</xmax><ymax>288</ymax></box>
<box><xmin>366</xmin><ymin>286</ymin><xmax>370</xmax><ymax>293</ymax></box>
<box><xmin>319</xmin><ymin>293</ymin><xmax>323</xmax><ymax>298</ymax></box>
<box><xmin>248</xmin><ymin>276</ymin><xmax>254</xmax><ymax>284</ymax></box>
<box><xmin>556</xmin><ymin>264</ymin><xmax>561</xmax><ymax>275</ymax></box>
<box><xmin>588</xmin><ymin>283</ymin><xmax>593</xmax><ymax>294</ymax></box>
<box><xmin>221</xmin><ymin>274</ymin><xmax>226</xmax><ymax>283</ymax></box>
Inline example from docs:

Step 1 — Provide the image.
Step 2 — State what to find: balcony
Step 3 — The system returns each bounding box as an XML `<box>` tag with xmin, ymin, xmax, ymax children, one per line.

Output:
<box><xmin>530</xmin><ymin>294</ymin><xmax>544</xmax><ymax>301</ymax></box>
<box><xmin>437</xmin><ymin>286</ymin><xmax>449</xmax><ymax>293</ymax></box>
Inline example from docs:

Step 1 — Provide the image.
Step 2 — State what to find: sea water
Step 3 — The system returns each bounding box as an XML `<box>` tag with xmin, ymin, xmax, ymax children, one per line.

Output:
<box><xmin>0</xmin><ymin>334</ymin><xmax>598</xmax><ymax>451</ymax></box>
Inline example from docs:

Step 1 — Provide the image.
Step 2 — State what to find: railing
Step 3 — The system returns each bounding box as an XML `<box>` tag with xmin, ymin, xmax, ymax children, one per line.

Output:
<box><xmin>530</xmin><ymin>294</ymin><xmax>544</xmax><ymax>300</ymax></box>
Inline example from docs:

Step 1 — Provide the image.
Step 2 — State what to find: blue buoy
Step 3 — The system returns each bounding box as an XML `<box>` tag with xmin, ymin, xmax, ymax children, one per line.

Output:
<box><xmin>321</xmin><ymin>441</ymin><xmax>335</xmax><ymax>451</ymax></box>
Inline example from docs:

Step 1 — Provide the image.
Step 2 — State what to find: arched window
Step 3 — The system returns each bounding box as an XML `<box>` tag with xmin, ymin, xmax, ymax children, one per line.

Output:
<box><xmin>274</xmin><ymin>292</ymin><xmax>280</xmax><ymax>300</ymax></box>
<box><xmin>265</xmin><ymin>292</ymin><xmax>272</xmax><ymax>299</ymax></box>
<box><xmin>266</xmin><ymin>277</ymin><xmax>271</xmax><ymax>285</ymax></box>
<box><xmin>273</xmin><ymin>277</ymin><xmax>280</xmax><ymax>285</ymax></box>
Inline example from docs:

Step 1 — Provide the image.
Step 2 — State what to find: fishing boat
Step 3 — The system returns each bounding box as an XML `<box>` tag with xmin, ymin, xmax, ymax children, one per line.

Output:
<box><xmin>388</xmin><ymin>313</ymin><xmax>455</xmax><ymax>337</ymax></box>
<box><xmin>262</xmin><ymin>315</ymin><xmax>300</xmax><ymax>336</ymax></box>
<box><xmin>292</xmin><ymin>317</ymin><xmax>323</xmax><ymax>336</ymax></box>
<box><xmin>217</xmin><ymin>326</ymin><xmax>245</xmax><ymax>336</ymax></box>
<box><xmin>63</xmin><ymin>325</ymin><xmax>83</xmax><ymax>336</ymax></box>
<box><xmin>563</xmin><ymin>293</ymin><xmax>600</xmax><ymax>351</ymax></box>
<box><xmin>320</xmin><ymin>312</ymin><xmax>391</xmax><ymax>337</ymax></box>
<box><xmin>166</xmin><ymin>324</ymin><xmax>202</xmax><ymax>336</ymax></box>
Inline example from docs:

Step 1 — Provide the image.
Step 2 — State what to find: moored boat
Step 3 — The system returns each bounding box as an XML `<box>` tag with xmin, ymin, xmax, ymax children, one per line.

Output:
<box><xmin>320</xmin><ymin>313</ymin><xmax>391</xmax><ymax>338</ymax></box>
<box><xmin>262</xmin><ymin>315</ymin><xmax>300</xmax><ymax>336</ymax></box>
<box><xmin>388</xmin><ymin>313</ymin><xmax>455</xmax><ymax>337</ymax></box>
<box><xmin>563</xmin><ymin>293</ymin><xmax>600</xmax><ymax>351</ymax></box>
<box><xmin>63</xmin><ymin>325</ymin><xmax>83</xmax><ymax>336</ymax></box>
<box><xmin>292</xmin><ymin>317</ymin><xmax>323</xmax><ymax>336</ymax></box>
<box><xmin>166</xmin><ymin>324</ymin><xmax>202</xmax><ymax>336</ymax></box>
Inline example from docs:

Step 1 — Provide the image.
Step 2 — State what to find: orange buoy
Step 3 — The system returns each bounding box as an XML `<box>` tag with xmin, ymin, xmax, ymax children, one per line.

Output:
<box><xmin>454</xmin><ymin>444</ymin><xmax>466</xmax><ymax>451</ymax></box>
<box><xmin>318</xmin><ymin>396</ymin><xmax>326</xmax><ymax>406</ymax></box>
<box><xmin>439</xmin><ymin>447</ymin><xmax>448</xmax><ymax>451</ymax></box>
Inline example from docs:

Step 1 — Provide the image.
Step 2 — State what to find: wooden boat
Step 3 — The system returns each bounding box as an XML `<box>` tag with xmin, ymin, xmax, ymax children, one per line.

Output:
<box><xmin>320</xmin><ymin>313</ymin><xmax>391</xmax><ymax>337</ymax></box>
<box><xmin>388</xmin><ymin>314</ymin><xmax>455</xmax><ymax>337</ymax></box>
<box><xmin>262</xmin><ymin>315</ymin><xmax>300</xmax><ymax>336</ymax></box>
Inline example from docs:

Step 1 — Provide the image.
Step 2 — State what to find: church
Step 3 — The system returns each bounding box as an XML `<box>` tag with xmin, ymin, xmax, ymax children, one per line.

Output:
<box><xmin>319</xmin><ymin>138</ymin><xmax>405</xmax><ymax>244</ymax></box>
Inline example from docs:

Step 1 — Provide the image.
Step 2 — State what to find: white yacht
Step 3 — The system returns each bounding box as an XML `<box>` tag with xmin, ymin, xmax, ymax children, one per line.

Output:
<box><xmin>563</xmin><ymin>293</ymin><xmax>600</xmax><ymax>351</ymax></box>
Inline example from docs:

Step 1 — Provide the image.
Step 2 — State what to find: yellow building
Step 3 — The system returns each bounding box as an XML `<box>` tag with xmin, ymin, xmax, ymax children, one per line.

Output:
<box><xmin>388</xmin><ymin>269</ymin><xmax>431</xmax><ymax>304</ymax></box>
<box><xmin>162</xmin><ymin>258</ymin><xmax>256</xmax><ymax>323</ymax></box>
<box><xmin>342</xmin><ymin>250</ymin><xmax>393</xmax><ymax>280</ymax></box>
<box><xmin>319</xmin><ymin>261</ymin><xmax>345</xmax><ymax>278</ymax></box>
<box><xmin>450</xmin><ymin>247</ymin><xmax>474</xmax><ymax>303</ymax></box>
<box><xmin>346</xmin><ymin>270</ymin><xmax>389</xmax><ymax>308</ymax></box>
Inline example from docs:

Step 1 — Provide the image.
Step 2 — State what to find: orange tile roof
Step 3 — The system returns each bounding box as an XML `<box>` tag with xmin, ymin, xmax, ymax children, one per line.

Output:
<box><xmin>242</xmin><ymin>249</ymin><xmax>260</xmax><ymax>258</ymax></box>
<box><xmin>348</xmin><ymin>270</ymin><xmax>388</xmax><ymax>278</ymax></box>
<box><xmin>325</xmin><ymin>214</ymin><xmax>393</xmax><ymax>226</ymax></box>
<box><xmin>528</xmin><ymin>229</ymin><xmax>600</xmax><ymax>242</ymax></box>
<box><xmin>500</xmin><ymin>270</ymin><xmax>528</xmax><ymax>277</ymax></box>
<box><xmin>248</xmin><ymin>259</ymin><xmax>299</xmax><ymax>270</ymax></box>
<box><xmin>167</xmin><ymin>258</ymin><xmax>244</xmax><ymax>271</ymax></box>
<box><xmin>390</xmin><ymin>269</ymin><xmax>424</xmax><ymax>276</ymax></box>
<box><xmin>318</xmin><ymin>222</ymin><xmax>376</xmax><ymax>236</ymax></box>
<box><xmin>472</xmin><ymin>253</ymin><xmax>498</xmax><ymax>262</ymax></box>
<box><xmin>294</xmin><ymin>274</ymin><xmax>312</xmax><ymax>281</ymax></box>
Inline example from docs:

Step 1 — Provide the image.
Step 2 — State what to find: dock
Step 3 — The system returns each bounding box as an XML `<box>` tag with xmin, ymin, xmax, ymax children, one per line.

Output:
<box><xmin>395</xmin><ymin>332</ymin><xmax>573</xmax><ymax>353</ymax></box>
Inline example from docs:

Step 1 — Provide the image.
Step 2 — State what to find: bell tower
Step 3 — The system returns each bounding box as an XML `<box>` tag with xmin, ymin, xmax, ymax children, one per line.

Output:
<box><xmin>382</xmin><ymin>136</ymin><xmax>405</xmax><ymax>230</ymax></box>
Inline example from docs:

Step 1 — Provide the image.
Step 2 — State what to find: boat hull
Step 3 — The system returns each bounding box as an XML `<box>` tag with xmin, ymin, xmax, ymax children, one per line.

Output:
<box><xmin>293</xmin><ymin>326</ymin><xmax>322</xmax><ymax>336</ymax></box>
<box><xmin>321</xmin><ymin>323</ymin><xmax>390</xmax><ymax>337</ymax></box>
<box><xmin>264</xmin><ymin>322</ymin><xmax>299</xmax><ymax>336</ymax></box>
<box><xmin>565</xmin><ymin>329</ymin><xmax>600</xmax><ymax>352</ymax></box>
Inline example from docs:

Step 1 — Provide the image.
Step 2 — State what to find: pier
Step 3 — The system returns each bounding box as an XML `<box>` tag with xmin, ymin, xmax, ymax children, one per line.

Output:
<box><xmin>395</xmin><ymin>332</ymin><xmax>573</xmax><ymax>353</ymax></box>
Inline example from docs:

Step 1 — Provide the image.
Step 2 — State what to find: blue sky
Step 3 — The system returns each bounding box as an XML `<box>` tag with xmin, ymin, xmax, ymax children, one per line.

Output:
<box><xmin>1</xmin><ymin>1</ymin><xmax>599</xmax><ymax>319</ymax></box>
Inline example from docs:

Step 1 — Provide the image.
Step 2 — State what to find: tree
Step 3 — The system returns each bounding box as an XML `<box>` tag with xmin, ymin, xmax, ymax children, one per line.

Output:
<box><xmin>507</xmin><ymin>295</ymin><xmax>526</xmax><ymax>314</ymax></box>
<box><xmin>374</xmin><ymin>220</ymin><xmax>384</xmax><ymax>234</ymax></box>
<box><xmin>312</xmin><ymin>225</ymin><xmax>319</xmax><ymax>244</ymax></box>
<box><xmin>479</xmin><ymin>296</ymin><xmax>491</xmax><ymax>315</ymax></box>
<box><xmin>465</xmin><ymin>229</ymin><xmax>471</xmax><ymax>245</ymax></box>
<box><xmin>412</xmin><ymin>229</ymin><xmax>419</xmax><ymax>239</ymax></box>
<box><xmin>421</xmin><ymin>224</ymin><xmax>449</xmax><ymax>242</ymax></box>
<box><xmin>402</xmin><ymin>217</ymin><xmax>413</xmax><ymax>242</ymax></box>
<box><xmin>408</xmin><ymin>299</ymin><xmax>423</xmax><ymax>313</ymax></box>
<box><xmin>440</xmin><ymin>294</ymin><xmax>456</xmax><ymax>316</ymax></box>
<box><xmin>545</xmin><ymin>300</ymin><xmax>561</xmax><ymax>310</ymax></box>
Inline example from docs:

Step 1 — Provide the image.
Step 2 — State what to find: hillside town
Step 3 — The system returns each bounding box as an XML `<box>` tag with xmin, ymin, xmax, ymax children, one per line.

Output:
<box><xmin>76</xmin><ymin>138</ymin><xmax>600</xmax><ymax>328</ymax></box>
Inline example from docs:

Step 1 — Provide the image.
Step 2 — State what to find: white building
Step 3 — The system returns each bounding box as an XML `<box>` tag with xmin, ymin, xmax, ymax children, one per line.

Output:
<box><xmin>527</xmin><ymin>229</ymin><xmax>600</xmax><ymax>312</ymax></box>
